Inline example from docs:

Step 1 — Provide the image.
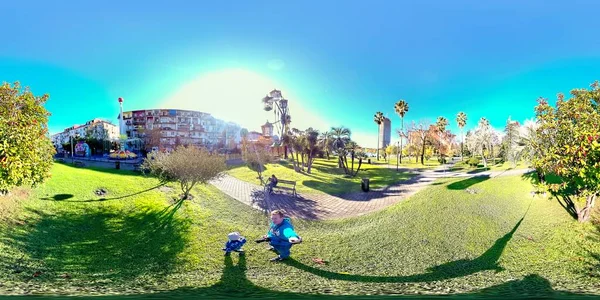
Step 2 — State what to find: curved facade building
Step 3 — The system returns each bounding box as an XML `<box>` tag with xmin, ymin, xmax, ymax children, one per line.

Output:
<box><xmin>119</xmin><ymin>109</ymin><xmax>242</xmax><ymax>151</ymax></box>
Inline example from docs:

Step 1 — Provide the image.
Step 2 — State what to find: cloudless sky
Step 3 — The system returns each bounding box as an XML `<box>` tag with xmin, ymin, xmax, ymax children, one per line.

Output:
<box><xmin>2</xmin><ymin>0</ymin><xmax>600</xmax><ymax>146</ymax></box>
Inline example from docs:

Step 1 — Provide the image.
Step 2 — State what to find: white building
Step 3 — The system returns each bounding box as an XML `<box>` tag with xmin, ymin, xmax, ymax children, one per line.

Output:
<box><xmin>51</xmin><ymin>119</ymin><xmax>119</xmax><ymax>151</ymax></box>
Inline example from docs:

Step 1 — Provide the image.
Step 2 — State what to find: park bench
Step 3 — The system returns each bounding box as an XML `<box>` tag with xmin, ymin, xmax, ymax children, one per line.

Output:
<box><xmin>266</xmin><ymin>179</ymin><xmax>297</xmax><ymax>197</ymax></box>
<box><xmin>73</xmin><ymin>160</ymin><xmax>85</xmax><ymax>167</ymax></box>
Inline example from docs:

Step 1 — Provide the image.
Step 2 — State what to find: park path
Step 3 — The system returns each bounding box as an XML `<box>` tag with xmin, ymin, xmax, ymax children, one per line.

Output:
<box><xmin>210</xmin><ymin>160</ymin><xmax>533</xmax><ymax>220</ymax></box>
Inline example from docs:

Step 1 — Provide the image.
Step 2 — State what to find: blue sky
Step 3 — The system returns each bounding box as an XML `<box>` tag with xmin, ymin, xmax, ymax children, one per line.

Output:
<box><xmin>2</xmin><ymin>0</ymin><xmax>600</xmax><ymax>146</ymax></box>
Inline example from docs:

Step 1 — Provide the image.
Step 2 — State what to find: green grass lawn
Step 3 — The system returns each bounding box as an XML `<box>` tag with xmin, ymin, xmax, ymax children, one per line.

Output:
<box><xmin>0</xmin><ymin>163</ymin><xmax>599</xmax><ymax>298</ymax></box>
<box><xmin>381</xmin><ymin>156</ymin><xmax>442</xmax><ymax>169</ymax></box>
<box><xmin>227</xmin><ymin>157</ymin><xmax>414</xmax><ymax>195</ymax></box>
<box><xmin>448</xmin><ymin>159</ymin><xmax>531</xmax><ymax>173</ymax></box>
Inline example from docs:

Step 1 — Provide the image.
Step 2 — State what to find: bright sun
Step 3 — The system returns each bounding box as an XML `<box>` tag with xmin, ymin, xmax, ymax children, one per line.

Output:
<box><xmin>163</xmin><ymin>68</ymin><xmax>279</xmax><ymax>129</ymax></box>
<box><xmin>162</xmin><ymin>68</ymin><xmax>330</xmax><ymax>133</ymax></box>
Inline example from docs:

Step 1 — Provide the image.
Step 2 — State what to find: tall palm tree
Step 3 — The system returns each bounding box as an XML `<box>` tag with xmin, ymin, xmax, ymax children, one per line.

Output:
<box><xmin>330</xmin><ymin>126</ymin><xmax>351</xmax><ymax>168</ymax></box>
<box><xmin>436</xmin><ymin>116</ymin><xmax>449</xmax><ymax>132</ymax></box>
<box><xmin>435</xmin><ymin>116</ymin><xmax>449</xmax><ymax>162</ymax></box>
<box><xmin>456</xmin><ymin>112</ymin><xmax>467</xmax><ymax>161</ymax></box>
<box><xmin>373</xmin><ymin>111</ymin><xmax>385</xmax><ymax>160</ymax></box>
<box><xmin>394</xmin><ymin>100</ymin><xmax>409</xmax><ymax>166</ymax></box>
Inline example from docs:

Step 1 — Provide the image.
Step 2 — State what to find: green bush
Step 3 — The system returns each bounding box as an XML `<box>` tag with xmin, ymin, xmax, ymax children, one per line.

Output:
<box><xmin>468</xmin><ymin>157</ymin><xmax>480</xmax><ymax>167</ymax></box>
<box><xmin>0</xmin><ymin>82</ymin><xmax>55</xmax><ymax>194</ymax></box>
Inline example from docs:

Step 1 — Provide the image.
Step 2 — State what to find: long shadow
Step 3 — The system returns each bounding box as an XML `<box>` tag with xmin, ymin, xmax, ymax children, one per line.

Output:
<box><xmin>3</xmin><ymin>203</ymin><xmax>190</xmax><ymax>282</ymax></box>
<box><xmin>447</xmin><ymin>175</ymin><xmax>490</xmax><ymax>190</ymax></box>
<box><xmin>467</xmin><ymin>168</ymin><xmax>490</xmax><ymax>174</ymax></box>
<box><xmin>249</xmin><ymin>189</ymin><xmax>327</xmax><ymax>220</ymax></box>
<box><xmin>284</xmin><ymin>214</ymin><xmax>526</xmax><ymax>283</ymax></box>
<box><xmin>23</xmin><ymin>257</ymin><xmax>594</xmax><ymax>299</ymax></box>
<box><xmin>39</xmin><ymin>183</ymin><xmax>166</xmax><ymax>203</ymax></box>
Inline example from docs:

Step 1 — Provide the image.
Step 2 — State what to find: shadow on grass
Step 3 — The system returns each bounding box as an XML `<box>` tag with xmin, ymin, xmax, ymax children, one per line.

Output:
<box><xmin>286</xmin><ymin>213</ymin><xmax>526</xmax><ymax>283</ymax></box>
<box><xmin>39</xmin><ymin>183</ymin><xmax>166</xmax><ymax>203</ymax></box>
<box><xmin>4</xmin><ymin>200</ymin><xmax>190</xmax><ymax>281</ymax></box>
<box><xmin>26</xmin><ymin>210</ymin><xmax>594</xmax><ymax>299</ymax></box>
<box><xmin>467</xmin><ymin>168</ymin><xmax>491</xmax><ymax>174</ymax></box>
<box><xmin>40</xmin><ymin>194</ymin><xmax>74</xmax><ymax>201</ymax></box>
<box><xmin>447</xmin><ymin>175</ymin><xmax>490</xmax><ymax>190</ymax></box>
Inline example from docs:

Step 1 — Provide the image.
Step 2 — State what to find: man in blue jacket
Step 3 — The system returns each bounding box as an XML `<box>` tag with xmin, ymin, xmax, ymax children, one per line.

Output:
<box><xmin>256</xmin><ymin>210</ymin><xmax>302</xmax><ymax>262</ymax></box>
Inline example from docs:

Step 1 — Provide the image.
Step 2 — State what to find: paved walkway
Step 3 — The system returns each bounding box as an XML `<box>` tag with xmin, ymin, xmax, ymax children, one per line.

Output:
<box><xmin>210</xmin><ymin>163</ymin><xmax>533</xmax><ymax>220</ymax></box>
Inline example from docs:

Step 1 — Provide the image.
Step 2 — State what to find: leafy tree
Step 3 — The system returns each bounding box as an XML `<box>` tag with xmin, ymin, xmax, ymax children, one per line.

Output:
<box><xmin>408</xmin><ymin>121</ymin><xmax>431</xmax><ymax>164</ymax></box>
<box><xmin>142</xmin><ymin>146</ymin><xmax>226</xmax><ymax>199</ymax></box>
<box><xmin>456</xmin><ymin>112</ymin><xmax>467</xmax><ymax>161</ymax></box>
<box><xmin>385</xmin><ymin>144</ymin><xmax>395</xmax><ymax>159</ymax></box>
<box><xmin>343</xmin><ymin>140</ymin><xmax>364</xmax><ymax>177</ymax></box>
<box><xmin>424</xmin><ymin>146</ymin><xmax>434</xmax><ymax>161</ymax></box>
<box><xmin>502</xmin><ymin>117</ymin><xmax>521</xmax><ymax>167</ymax></box>
<box><xmin>466</xmin><ymin>118</ymin><xmax>493</xmax><ymax>167</ymax></box>
<box><xmin>373</xmin><ymin>111</ymin><xmax>385</xmax><ymax>160</ymax></box>
<box><xmin>0</xmin><ymin>82</ymin><xmax>55</xmax><ymax>195</ymax></box>
<box><xmin>317</xmin><ymin>131</ymin><xmax>333</xmax><ymax>160</ymax></box>
<box><xmin>532</xmin><ymin>82</ymin><xmax>600</xmax><ymax>222</ymax></box>
<box><xmin>433</xmin><ymin>117</ymin><xmax>450</xmax><ymax>162</ymax></box>
<box><xmin>301</xmin><ymin>128</ymin><xmax>320</xmax><ymax>173</ymax></box>
<box><xmin>394</xmin><ymin>100</ymin><xmax>409</xmax><ymax>164</ymax></box>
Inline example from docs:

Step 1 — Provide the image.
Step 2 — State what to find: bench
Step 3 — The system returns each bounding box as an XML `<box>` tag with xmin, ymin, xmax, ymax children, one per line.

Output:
<box><xmin>73</xmin><ymin>160</ymin><xmax>85</xmax><ymax>167</ymax></box>
<box><xmin>265</xmin><ymin>179</ymin><xmax>297</xmax><ymax>197</ymax></box>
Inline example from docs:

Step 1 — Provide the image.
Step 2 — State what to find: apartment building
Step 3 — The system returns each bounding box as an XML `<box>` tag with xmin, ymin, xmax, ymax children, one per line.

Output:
<box><xmin>51</xmin><ymin>119</ymin><xmax>119</xmax><ymax>150</ymax></box>
<box><xmin>119</xmin><ymin>109</ymin><xmax>242</xmax><ymax>151</ymax></box>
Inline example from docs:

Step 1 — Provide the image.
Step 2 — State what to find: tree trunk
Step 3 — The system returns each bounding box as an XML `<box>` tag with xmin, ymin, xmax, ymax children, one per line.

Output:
<box><xmin>307</xmin><ymin>156</ymin><xmax>314</xmax><ymax>173</ymax></box>
<box><xmin>420</xmin><ymin>142</ymin><xmax>426</xmax><ymax>165</ymax></box>
<box><xmin>352</xmin><ymin>158</ymin><xmax>363</xmax><ymax>177</ymax></box>
<box><xmin>301</xmin><ymin>153</ymin><xmax>305</xmax><ymax>171</ymax></box>
<box><xmin>536</xmin><ymin>169</ymin><xmax>545</xmax><ymax>184</ymax></box>
<box><xmin>578</xmin><ymin>194</ymin><xmax>596</xmax><ymax>222</ymax></box>
<box><xmin>284</xmin><ymin>145</ymin><xmax>288</xmax><ymax>159</ymax></box>
<box><xmin>326</xmin><ymin>150</ymin><xmax>330</xmax><ymax>160</ymax></box>
<box><xmin>343</xmin><ymin>156</ymin><xmax>350</xmax><ymax>174</ymax></box>
<box><xmin>399</xmin><ymin>138</ymin><xmax>403</xmax><ymax>164</ymax></box>
<box><xmin>481</xmin><ymin>149</ymin><xmax>487</xmax><ymax>168</ymax></box>
<box><xmin>351</xmin><ymin>152</ymin><xmax>355</xmax><ymax>173</ymax></box>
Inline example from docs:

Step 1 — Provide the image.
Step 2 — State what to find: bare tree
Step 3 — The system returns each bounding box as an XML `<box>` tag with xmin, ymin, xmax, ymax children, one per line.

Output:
<box><xmin>243</xmin><ymin>142</ymin><xmax>275</xmax><ymax>184</ymax></box>
<box><xmin>142</xmin><ymin>146</ymin><xmax>226</xmax><ymax>200</ymax></box>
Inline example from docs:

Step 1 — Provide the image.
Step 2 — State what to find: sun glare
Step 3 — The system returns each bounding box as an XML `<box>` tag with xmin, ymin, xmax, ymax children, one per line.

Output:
<box><xmin>163</xmin><ymin>69</ymin><xmax>279</xmax><ymax>128</ymax></box>
<box><xmin>163</xmin><ymin>68</ymin><xmax>330</xmax><ymax>132</ymax></box>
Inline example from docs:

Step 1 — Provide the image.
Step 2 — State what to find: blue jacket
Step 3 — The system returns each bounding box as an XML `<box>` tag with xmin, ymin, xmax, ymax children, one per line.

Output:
<box><xmin>224</xmin><ymin>238</ymin><xmax>246</xmax><ymax>252</ymax></box>
<box><xmin>267</xmin><ymin>218</ymin><xmax>299</xmax><ymax>247</ymax></box>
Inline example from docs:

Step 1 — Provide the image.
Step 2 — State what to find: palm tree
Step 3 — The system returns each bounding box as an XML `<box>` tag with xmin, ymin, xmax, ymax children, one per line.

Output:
<box><xmin>456</xmin><ymin>112</ymin><xmax>467</xmax><ymax>161</ymax></box>
<box><xmin>318</xmin><ymin>131</ymin><xmax>333</xmax><ymax>160</ymax></box>
<box><xmin>373</xmin><ymin>111</ymin><xmax>385</xmax><ymax>160</ymax></box>
<box><xmin>345</xmin><ymin>140</ymin><xmax>360</xmax><ymax>175</ymax></box>
<box><xmin>435</xmin><ymin>116</ymin><xmax>450</xmax><ymax>162</ymax></box>
<box><xmin>394</xmin><ymin>100</ymin><xmax>409</xmax><ymax>165</ymax></box>
<box><xmin>330</xmin><ymin>126</ymin><xmax>351</xmax><ymax>169</ymax></box>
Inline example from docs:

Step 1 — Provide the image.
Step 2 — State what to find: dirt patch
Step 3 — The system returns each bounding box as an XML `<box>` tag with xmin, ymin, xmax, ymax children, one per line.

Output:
<box><xmin>159</xmin><ymin>186</ymin><xmax>174</xmax><ymax>193</ymax></box>
<box><xmin>0</xmin><ymin>187</ymin><xmax>30</xmax><ymax>221</ymax></box>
